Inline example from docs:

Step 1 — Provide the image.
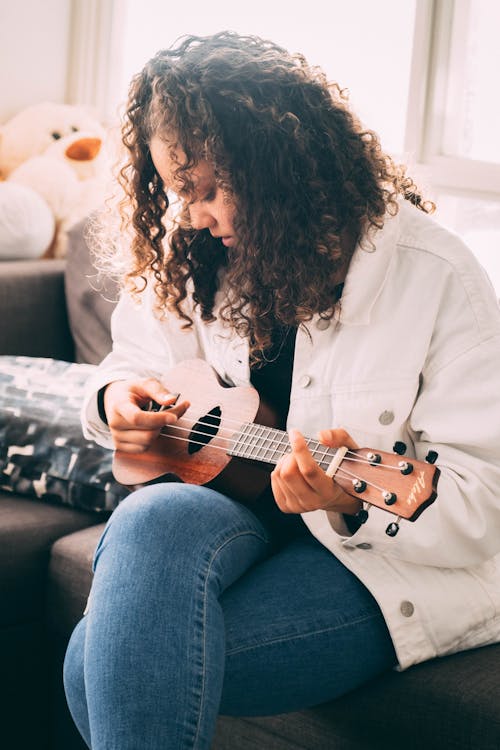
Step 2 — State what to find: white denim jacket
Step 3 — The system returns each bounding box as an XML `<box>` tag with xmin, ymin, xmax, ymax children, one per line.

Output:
<box><xmin>83</xmin><ymin>202</ymin><xmax>500</xmax><ymax>670</ymax></box>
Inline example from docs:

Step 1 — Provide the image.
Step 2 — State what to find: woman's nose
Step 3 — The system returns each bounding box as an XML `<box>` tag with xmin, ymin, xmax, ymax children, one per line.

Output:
<box><xmin>188</xmin><ymin>203</ymin><xmax>216</xmax><ymax>231</ymax></box>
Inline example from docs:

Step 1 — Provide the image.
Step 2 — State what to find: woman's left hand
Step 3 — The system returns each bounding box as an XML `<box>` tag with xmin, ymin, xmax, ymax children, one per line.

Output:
<box><xmin>271</xmin><ymin>427</ymin><xmax>362</xmax><ymax>515</ymax></box>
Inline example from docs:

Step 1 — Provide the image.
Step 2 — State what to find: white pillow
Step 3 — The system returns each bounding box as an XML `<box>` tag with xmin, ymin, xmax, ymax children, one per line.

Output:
<box><xmin>0</xmin><ymin>182</ymin><xmax>54</xmax><ymax>259</ymax></box>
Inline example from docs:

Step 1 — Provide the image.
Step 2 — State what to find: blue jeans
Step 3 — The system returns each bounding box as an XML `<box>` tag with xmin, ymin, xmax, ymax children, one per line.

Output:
<box><xmin>63</xmin><ymin>483</ymin><xmax>396</xmax><ymax>749</ymax></box>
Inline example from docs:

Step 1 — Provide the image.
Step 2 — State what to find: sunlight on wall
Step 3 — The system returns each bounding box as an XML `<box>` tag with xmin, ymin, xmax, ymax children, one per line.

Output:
<box><xmin>120</xmin><ymin>0</ymin><xmax>416</xmax><ymax>156</ymax></box>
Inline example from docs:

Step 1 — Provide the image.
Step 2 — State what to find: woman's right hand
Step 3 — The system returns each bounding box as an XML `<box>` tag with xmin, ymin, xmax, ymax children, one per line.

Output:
<box><xmin>103</xmin><ymin>378</ymin><xmax>190</xmax><ymax>453</ymax></box>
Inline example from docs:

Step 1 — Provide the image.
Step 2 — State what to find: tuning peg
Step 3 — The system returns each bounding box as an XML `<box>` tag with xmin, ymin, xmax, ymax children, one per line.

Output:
<box><xmin>352</xmin><ymin>479</ymin><xmax>367</xmax><ymax>494</ymax></box>
<box><xmin>425</xmin><ymin>450</ymin><xmax>438</xmax><ymax>464</ymax></box>
<box><xmin>385</xmin><ymin>519</ymin><xmax>401</xmax><ymax>537</ymax></box>
<box><xmin>356</xmin><ymin>507</ymin><xmax>369</xmax><ymax>524</ymax></box>
<box><xmin>393</xmin><ymin>441</ymin><xmax>407</xmax><ymax>455</ymax></box>
<box><xmin>382</xmin><ymin>491</ymin><xmax>397</xmax><ymax>506</ymax></box>
<box><xmin>398</xmin><ymin>460</ymin><xmax>414</xmax><ymax>475</ymax></box>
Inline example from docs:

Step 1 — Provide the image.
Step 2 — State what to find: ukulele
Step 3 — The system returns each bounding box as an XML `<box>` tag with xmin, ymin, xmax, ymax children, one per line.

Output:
<box><xmin>113</xmin><ymin>359</ymin><xmax>440</xmax><ymax>536</ymax></box>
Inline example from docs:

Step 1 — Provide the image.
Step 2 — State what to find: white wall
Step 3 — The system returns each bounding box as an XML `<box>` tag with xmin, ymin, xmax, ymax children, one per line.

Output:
<box><xmin>0</xmin><ymin>0</ymin><xmax>72</xmax><ymax>122</ymax></box>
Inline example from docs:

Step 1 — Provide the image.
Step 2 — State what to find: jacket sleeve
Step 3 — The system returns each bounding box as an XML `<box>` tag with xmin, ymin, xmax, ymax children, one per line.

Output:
<box><xmin>81</xmin><ymin>284</ymin><xmax>203</xmax><ymax>448</ymax></box>
<box><xmin>346</xmin><ymin>331</ymin><xmax>500</xmax><ymax>568</ymax></box>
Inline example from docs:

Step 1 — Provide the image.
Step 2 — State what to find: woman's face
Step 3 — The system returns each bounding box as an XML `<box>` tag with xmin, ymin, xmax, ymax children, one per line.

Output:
<box><xmin>150</xmin><ymin>136</ymin><xmax>237</xmax><ymax>248</ymax></box>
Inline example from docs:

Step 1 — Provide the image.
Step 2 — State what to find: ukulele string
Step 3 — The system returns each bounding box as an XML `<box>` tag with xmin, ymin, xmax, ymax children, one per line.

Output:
<box><xmin>157</xmin><ymin>417</ymin><xmax>404</xmax><ymax>472</ymax></box>
<box><xmin>159</xmin><ymin>418</ymin><xmax>403</xmax><ymax>471</ymax></box>
<box><xmin>159</xmin><ymin>419</ymin><xmax>343</xmax><ymax>465</ymax></box>
<box><xmin>152</xmin><ymin>429</ymin><xmax>391</xmax><ymax>495</ymax></box>
<box><xmin>333</xmin><ymin>464</ymin><xmax>394</xmax><ymax>494</ymax></box>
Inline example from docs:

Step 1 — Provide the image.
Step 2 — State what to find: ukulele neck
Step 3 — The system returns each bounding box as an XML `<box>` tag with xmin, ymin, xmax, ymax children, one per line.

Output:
<box><xmin>229</xmin><ymin>422</ymin><xmax>337</xmax><ymax>469</ymax></box>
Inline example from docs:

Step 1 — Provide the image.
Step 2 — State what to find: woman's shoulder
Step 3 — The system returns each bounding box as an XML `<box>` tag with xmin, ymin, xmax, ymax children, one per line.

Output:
<box><xmin>396</xmin><ymin>201</ymin><xmax>484</xmax><ymax>276</ymax></box>
<box><xmin>392</xmin><ymin>202</ymin><xmax>500</xmax><ymax>343</ymax></box>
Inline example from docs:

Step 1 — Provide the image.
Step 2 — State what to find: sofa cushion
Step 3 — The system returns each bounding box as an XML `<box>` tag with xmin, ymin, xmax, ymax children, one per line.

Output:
<box><xmin>0</xmin><ymin>355</ymin><xmax>128</xmax><ymax>511</ymax></box>
<box><xmin>0</xmin><ymin>258</ymin><xmax>75</xmax><ymax>361</ymax></box>
<box><xmin>213</xmin><ymin>644</ymin><xmax>500</xmax><ymax>750</ymax></box>
<box><xmin>47</xmin><ymin>523</ymin><xmax>105</xmax><ymax>638</ymax></box>
<box><xmin>65</xmin><ymin>218</ymin><xmax>118</xmax><ymax>365</ymax></box>
<box><xmin>212</xmin><ymin>642</ymin><xmax>500</xmax><ymax>750</ymax></box>
<box><xmin>0</xmin><ymin>493</ymin><xmax>103</xmax><ymax>627</ymax></box>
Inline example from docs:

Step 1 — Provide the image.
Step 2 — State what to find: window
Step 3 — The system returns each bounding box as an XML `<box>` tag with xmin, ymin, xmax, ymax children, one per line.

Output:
<box><xmin>118</xmin><ymin>0</ymin><xmax>417</xmax><ymax>156</ymax></box>
<box><xmin>410</xmin><ymin>0</ymin><xmax>500</xmax><ymax>291</ymax></box>
<box><xmin>79</xmin><ymin>0</ymin><xmax>500</xmax><ymax>292</ymax></box>
<box><xmin>438</xmin><ymin>0</ymin><xmax>500</xmax><ymax>165</ymax></box>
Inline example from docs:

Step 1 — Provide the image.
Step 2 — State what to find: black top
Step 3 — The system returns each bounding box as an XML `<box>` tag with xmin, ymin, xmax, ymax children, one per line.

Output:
<box><xmin>249</xmin><ymin>283</ymin><xmax>344</xmax><ymax>426</ymax></box>
<box><xmin>248</xmin><ymin>284</ymin><xmax>359</xmax><ymax>536</ymax></box>
<box><xmin>250</xmin><ymin>325</ymin><xmax>298</xmax><ymax>429</ymax></box>
<box><xmin>248</xmin><ymin>324</ymin><xmax>303</xmax><ymax>541</ymax></box>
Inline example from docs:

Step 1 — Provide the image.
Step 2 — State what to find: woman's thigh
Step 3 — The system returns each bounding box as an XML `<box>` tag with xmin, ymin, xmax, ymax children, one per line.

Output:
<box><xmin>219</xmin><ymin>532</ymin><xmax>397</xmax><ymax>716</ymax></box>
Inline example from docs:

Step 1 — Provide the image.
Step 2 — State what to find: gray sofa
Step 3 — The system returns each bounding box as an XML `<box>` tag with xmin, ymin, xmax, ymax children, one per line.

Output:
<box><xmin>1</xmin><ymin>254</ymin><xmax>500</xmax><ymax>750</ymax></box>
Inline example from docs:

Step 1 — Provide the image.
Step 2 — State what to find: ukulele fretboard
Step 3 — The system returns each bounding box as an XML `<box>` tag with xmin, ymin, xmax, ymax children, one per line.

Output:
<box><xmin>229</xmin><ymin>422</ymin><xmax>337</xmax><ymax>469</ymax></box>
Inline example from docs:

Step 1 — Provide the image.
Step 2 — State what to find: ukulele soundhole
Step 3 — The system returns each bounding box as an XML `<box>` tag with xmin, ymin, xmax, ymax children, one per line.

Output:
<box><xmin>188</xmin><ymin>406</ymin><xmax>222</xmax><ymax>454</ymax></box>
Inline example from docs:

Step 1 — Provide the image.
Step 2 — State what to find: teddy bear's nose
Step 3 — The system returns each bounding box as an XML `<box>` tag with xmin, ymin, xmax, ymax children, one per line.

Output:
<box><xmin>65</xmin><ymin>137</ymin><xmax>102</xmax><ymax>162</ymax></box>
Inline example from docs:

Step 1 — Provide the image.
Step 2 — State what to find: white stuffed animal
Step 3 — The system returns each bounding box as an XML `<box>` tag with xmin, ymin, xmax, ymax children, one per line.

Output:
<box><xmin>0</xmin><ymin>102</ymin><xmax>111</xmax><ymax>258</ymax></box>
<box><xmin>0</xmin><ymin>182</ymin><xmax>55</xmax><ymax>260</ymax></box>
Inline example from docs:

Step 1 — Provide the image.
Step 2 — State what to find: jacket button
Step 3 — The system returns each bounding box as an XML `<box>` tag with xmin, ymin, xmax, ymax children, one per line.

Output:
<box><xmin>378</xmin><ymin>410</ymin><xmax>395</xmax><ymax>425</ymax></box>
<box><xmin>315</xmin><ymin>318</ymin><xmax>330</xmax><ymax>330</ymax></box>
<box><xmin>356</xmin><ymin>542</ymin><xmax>372</xmax><ymax>550</ymax></box>
<box><xmin>298</xmin><ymin>374</ymin><xmax>312</xmax><ymax>388</ymax></box>
<box><xmin>400</xmin><ymin>601</ymin><xmax>415</xmax><ymax>617</ymax></box>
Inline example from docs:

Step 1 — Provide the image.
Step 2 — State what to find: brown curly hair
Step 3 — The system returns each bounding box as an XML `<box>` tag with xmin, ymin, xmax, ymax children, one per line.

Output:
<box><xmin>118</xmin><ymin>31</ymin><xmax>432</xmax><ymax>364</ymax></box>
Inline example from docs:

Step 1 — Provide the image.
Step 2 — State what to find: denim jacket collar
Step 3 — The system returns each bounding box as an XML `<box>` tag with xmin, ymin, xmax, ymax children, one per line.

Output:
<box><xmin>335</xmin><ymin>209</ymin><xmax>400</xmax><ymax>327</ymax></box>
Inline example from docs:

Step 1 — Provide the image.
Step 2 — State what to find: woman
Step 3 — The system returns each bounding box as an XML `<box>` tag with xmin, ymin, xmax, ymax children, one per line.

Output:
<box><xmin>64</xmin><ymin>32</ymin><xmax>500</xmax><ymax>749</ymax></box>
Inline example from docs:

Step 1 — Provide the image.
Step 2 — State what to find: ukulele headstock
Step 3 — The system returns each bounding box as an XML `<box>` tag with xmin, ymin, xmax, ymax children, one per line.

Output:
<box><xmin>334</xmin><ymin>446</ymin><xmax>440</xmax><ymax>534</ymax></box>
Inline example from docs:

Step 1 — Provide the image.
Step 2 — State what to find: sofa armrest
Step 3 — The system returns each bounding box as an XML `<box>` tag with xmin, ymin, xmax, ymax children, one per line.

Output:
<box><xmin>0</xmin><ymin>259</ymin><xmax>74</xmax><ymax>361</ymax></box>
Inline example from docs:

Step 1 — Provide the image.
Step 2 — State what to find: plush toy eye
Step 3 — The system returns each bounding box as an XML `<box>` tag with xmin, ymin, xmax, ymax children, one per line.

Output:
<box><xmin>51</xmin><ymin>131</ymin><xmax>62</xmax><ymax>140</ymax></box>
<box><xmin>71</xmin><ymin>126</ymin><xmax>78</xmax><ymax>132</ymax></box>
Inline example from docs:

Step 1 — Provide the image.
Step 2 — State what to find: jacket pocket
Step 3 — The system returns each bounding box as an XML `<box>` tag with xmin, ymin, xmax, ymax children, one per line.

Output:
<box><xmin>331</xmin><ymin>378</ymin><xmax>419</xmax><ymax>451</ymax></box>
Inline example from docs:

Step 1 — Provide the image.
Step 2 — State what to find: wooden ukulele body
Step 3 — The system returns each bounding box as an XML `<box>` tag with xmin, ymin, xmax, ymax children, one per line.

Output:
<box><xmin>113</xmin><ymin>359</ymin><xmax>277</xmax><ymax>503</ymax></box>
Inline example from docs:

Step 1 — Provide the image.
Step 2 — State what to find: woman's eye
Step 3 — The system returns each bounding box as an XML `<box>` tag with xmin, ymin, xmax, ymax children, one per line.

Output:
<box><xmin>201</xmin><ymin>189</ymin><xmax>216</xmax><ymax>203</ymax></box>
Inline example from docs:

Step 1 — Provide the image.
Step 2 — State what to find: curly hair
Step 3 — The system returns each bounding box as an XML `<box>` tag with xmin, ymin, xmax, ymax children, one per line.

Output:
<box><xmin>117</xmin><ymin>31</ymin><xmax>433</xmax><ymax>364</ymax></box>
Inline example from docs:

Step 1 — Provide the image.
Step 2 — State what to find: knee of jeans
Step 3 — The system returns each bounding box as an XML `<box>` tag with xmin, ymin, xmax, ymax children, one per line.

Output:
<box><xmin>103</xmin><ymin>482</ymin><xmax>258</xmax><ymax>550</ymax></box>
<box><xmin>63</xmin><ymin>619</ymin><xmax>86</xmax><ymax>711</ymax></box>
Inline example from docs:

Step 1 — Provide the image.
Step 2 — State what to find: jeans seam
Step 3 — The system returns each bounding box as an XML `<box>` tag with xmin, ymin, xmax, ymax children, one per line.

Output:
<box><xmin>192</xmin><ymin>528</ymin><xmax>270</xmax><ymax>749</ymax></box>
<box><xmin>225</xmin><ymin>611</ymin><xmax>383</xmax><ymax>657</ymax></box>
